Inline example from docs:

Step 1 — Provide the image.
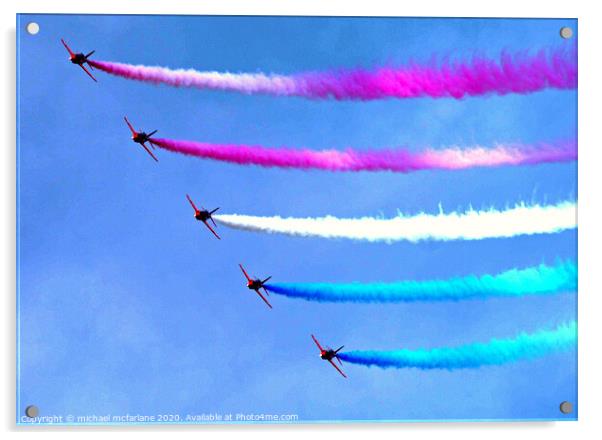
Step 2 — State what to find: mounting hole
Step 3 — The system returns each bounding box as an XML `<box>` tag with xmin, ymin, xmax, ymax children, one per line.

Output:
<box><xmin>26</xmin><ymin>22</ymin><xmax>40</xmax><ymax>35</ymax></box>
<box><xmin>25</xmin><ymin>405</ymin><xmax>39</xmax><ymax>418</ymax></box>
<box><xmin>559</xmin><ymin>401</ymin><xmax>573</xmax><ymax>414</ymax></box>
<box><xmin>559</xmin><ymin>27</ymin><xmax>573</xmax><ymax>39</ymax></box>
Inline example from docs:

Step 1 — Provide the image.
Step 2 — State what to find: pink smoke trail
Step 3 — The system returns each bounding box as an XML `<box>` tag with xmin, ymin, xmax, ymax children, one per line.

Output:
<box><xmin>88</xmin><ymin>46</ymin><xmax>576</xmax><ymax>100</ymax></box>
<box><xmin>149</xmin><ymin>138</ymin><xmax>576</xmax><ymax>172</ymax></box>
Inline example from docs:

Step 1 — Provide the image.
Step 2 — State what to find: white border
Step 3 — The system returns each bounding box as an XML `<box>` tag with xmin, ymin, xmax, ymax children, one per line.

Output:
<box><xmin>3</xmin><ymin>1</ymin><xmax>601</xmax><ymax>438</ymax></box>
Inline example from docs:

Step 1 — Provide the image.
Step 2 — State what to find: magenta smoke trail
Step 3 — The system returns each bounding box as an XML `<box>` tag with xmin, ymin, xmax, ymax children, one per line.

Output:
<box><xmin>88</xmin><ymin>46</ymin><xmax>576</xmax><ymax>100</ymax></box>
<box><xmin>149</xmin><ymin>138</ymin><xmax>576</xmax><ymax>172</ymax></box>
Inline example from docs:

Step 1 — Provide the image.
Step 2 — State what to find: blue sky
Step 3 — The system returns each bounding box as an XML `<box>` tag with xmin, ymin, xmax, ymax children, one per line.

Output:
<box><xmin>17</xmin><ymin>15</ymin><xmax>577</xmax><ymax>423</ymax></box>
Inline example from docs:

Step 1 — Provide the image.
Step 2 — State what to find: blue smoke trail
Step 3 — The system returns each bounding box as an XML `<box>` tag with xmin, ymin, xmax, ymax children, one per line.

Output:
<box><xmin>265</xmin><ymin>260</ymin><xmax>576</xmax><ymax>303</ymax></box>
<box><xmin>338</xmin><ymin>321</ymin><xmax>576</xmax><ymax>370</ymax></box>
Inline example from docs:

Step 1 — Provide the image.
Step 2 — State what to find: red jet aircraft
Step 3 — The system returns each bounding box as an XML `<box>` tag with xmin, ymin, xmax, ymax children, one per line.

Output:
<box><xmin>311</xmin><ymin>334</ymin><xmax>347</xmax><ymax>378</ymax></box>
<box><xmin>124</xmin><ymin>116</ymin><xmax>159</xmax><ymax>162</ymax></box>
<box><xmin>239</xmin><ymin>264</ymin><xmax>273</xmax><ymax>309</ymax></box>
<box><xmin>61</xmin><ymin>39</ymin><xmax>97</xmax><ymax>82</ymax></box>
<box><xmin>186</xmin><ymin>194</ymin><xmax>220</xmax><ymax>240</ymax></box>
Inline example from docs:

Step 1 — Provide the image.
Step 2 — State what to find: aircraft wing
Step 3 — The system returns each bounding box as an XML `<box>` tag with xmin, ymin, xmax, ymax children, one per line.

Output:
<box><xmin>311</xmin><ymin>334</ymin><xmax>324</xmax><ymax>352</ymax></box>
<box><xmin>202</xmin><ymin>220</ymin><xmax>221</xmax><ymax>240</ymax></box>
<box><xmin>239</xmin><ymin>264</ymin><xmax>252</xmax><ymax>282</ymax></box>
<box><xmin>328</xmin><ymin>359</ymin><xmax>347</xmax><ymax>378</ymax></box>
<box><xmin>254</xmin><ymin>288</ymin><xmax>273</xmax><ymax>309</ymax></box>
<box><xmin>124</xmin><ymin>116</ymin><xmax>137</xmax><ymax>136</ymax></box>
<box><xmin>186</xmin><ymin>194</ymin><xmax>199</xmax><ymax>212</ymax></box>
<box><xmin>61</xmin><ymin>38</ymin><xmax>74</xmax><ymax>56</ymax></box>
<box><xmin>79</xmin><ymin>64</ymin><xmax>97</xmax><ymax>82</ymax></box>
<box><xmin>140</xmin><ymin>142</ymin><xmax>159</xmax><ymax>162</ymax></box>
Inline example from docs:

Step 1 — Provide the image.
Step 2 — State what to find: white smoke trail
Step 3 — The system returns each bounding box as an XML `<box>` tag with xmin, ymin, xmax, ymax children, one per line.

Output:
<box><xmin>214</xmin><ymin>201</ymin><xmax>576</xmax><ymax>243</ymax></box>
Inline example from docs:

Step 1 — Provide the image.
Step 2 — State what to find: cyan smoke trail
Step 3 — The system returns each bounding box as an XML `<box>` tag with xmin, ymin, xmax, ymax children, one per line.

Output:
<box><xmin>265</xmin><ymin>261</ymin><xmax>576</xmax><ymax>303</ymax></box>
<box><xmin>88</xmin><ymin>46</ymin><xmax>576</xmax><ymax>100</ymax></box>
<box><xmin>150</xmin><ymin>137</ymin><xmax>576</xmax><ymax>173</ymax></box>
<box><xmin>338</xmin><ymin>321</ymin><xmax>576</xmax><ymax>370</ymax></box>
<box><xmin>213</xmin><ymin>201</ymin><xmax>577</xmax><ymax>243</ymax></box>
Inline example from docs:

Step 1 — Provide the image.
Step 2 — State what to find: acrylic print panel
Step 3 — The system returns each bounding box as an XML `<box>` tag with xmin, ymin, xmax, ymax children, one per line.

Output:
<box><xmin>16</xmin><ymin>14</ymin><xmax>577</xmax><ymax>425</ymax></box>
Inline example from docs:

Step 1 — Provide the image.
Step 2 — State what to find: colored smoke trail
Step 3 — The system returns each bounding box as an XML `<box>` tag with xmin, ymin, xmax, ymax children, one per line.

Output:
<box><xmin>88</xmin><ymin>46</ymin><xmax>576</xmax><ymax>100</ymax></box>
<box><xmin>265</xmin><ymin>261</ymin><xmax>576</xmax><ymax>303</ymax></box>
<box><xmin>338</xmin><ymin>321</ymin><xmax>576</xmax><ymax>370</ymax></box>
<box><xmin>213</xmin><ymin>201</ymin><xmax>576</xmax><ymax>243</ymax></box>
<box><xmin>149</xmin><ymin>138</ymin><xmax>576</xmax><ymax>172</ymax></box>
